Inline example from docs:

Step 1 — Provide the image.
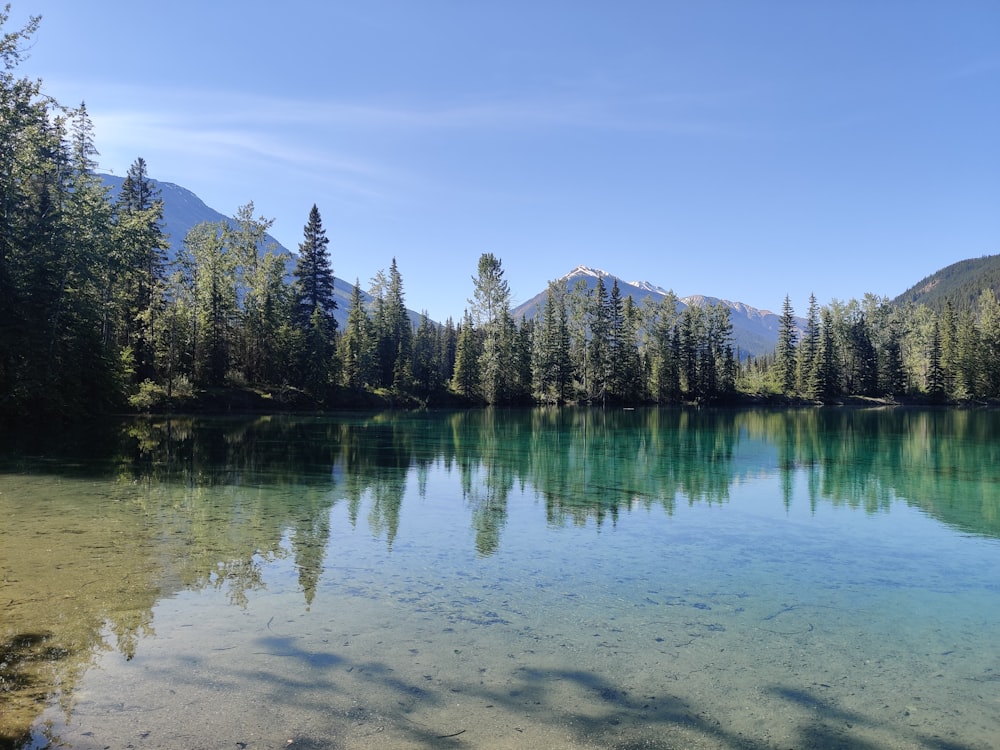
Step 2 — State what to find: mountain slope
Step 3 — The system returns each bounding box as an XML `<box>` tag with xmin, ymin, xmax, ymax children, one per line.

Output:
<box><xmin>893</xmin><ymin>254</ymin><xmax>1000</xmax><ymax>313</ymax></box>
<box><xmin>512</xmin><ymin>266</ymin><xmax>800</xmax><ymax>358</ymax></box>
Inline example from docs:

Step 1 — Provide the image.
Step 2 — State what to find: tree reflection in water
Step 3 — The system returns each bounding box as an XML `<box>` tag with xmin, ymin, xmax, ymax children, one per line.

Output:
<box><xmin>3</xmin><ymin>406</ymin><xmax>1000</xmax><ymax>746</ymax></box>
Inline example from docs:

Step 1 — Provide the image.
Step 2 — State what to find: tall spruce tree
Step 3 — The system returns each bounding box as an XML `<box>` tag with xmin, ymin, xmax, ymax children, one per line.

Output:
<box><xmin>58</xmin><ymin>103</ymin><xmax>117</xmax><ymax>407</ymax></box>
<box><xmin>926</xmin><ymin>318</ymin><xmax>945</xmax><ymax>401</ymax></box>
<box><xmin>588</xmin><ymin>275</ymin><xmax>611</xmax><ymax>403</ymax></box>
<box><xmin>797</xmin><ymin>294</ymin><xmax>820</xmax><ymax>394</ymax></box>
<box><xmin>437</xmin><ymin>318</ymin><xmax>458</xmax><ymax>389</ymax></box>
<box><xmin>338</xmin><ymin>279</ymin><xmax>374</xmax><ymax>391</ymax></box>
<box><xmin>469</xmin><ymin>253</ymin><xmax>513</xmax><ymax>403</ymax></box>
<box><xmin>954</xmin><ymin>310</ymin><xmax>980</xmax><ymax>399</ymax></box>
<box><xmin>290</xmin><ymin>205</ymin><xmax>337</xmax><ymax>395</ymax></box>
<box><xmin>679</xmin><ymin>305</ymin><xmax>702</xmax><ymax>397</ymax></box>
<box><xmin>565</xmin><ymin>279</ymin><xmax>592</xmax><ymax>398</ymax></box>
<box><xmin>181</xmin><ymin>221</ymin><xmax>236</xmax><ymax>387</ymax></box>
<box><xmin>618</xmin><ymin>295</ymin><xmax>643</xmax><ymax>402</ymax></box>
<box><xmin>776</xmin><ymin>295</ymin><xmax>797</xmax><ymax>394</ymax></box>
<box><xmin>606</xmin><ymin>279</ymin><xmax>626</xmax><ymax>401</ymax></box>
<box><xmin>812</xmin><ymin>308</ymin><xmax>840</xmax><ymax>402</ymax></box>
<box><xmin>411</xmin><ymin>312</ymin><xmax>440</xmax><ymax>396</ymax></box>
<box><xmin>114</xmin><ymin>156</ymin><xmax>168</xmax><ymax>383</ymax></box>
<box><xmin>226</xmin><ymin>202</ymin><xmax>288</xmax><ymax>384</ymax></box>
<box><xmin>979</xmin><ymin>290</ymin><xmax>1000</xmax><ymax>397</ymax></box>
<box><xmin>369</xmin><ymin>259</ymin><xmax>412</xmax><ymax>391</ymax></box>
<box><xmin>532</xmin><ymin>281</ymin><xmax>572</xmax><ymax>404</ymax></box>
<box><xmin>648</xmin><ymin>292</ymin><xmax>681</xmax><ymax>403</ymax></box>
<box><xmin>939</xmin><ymin>300</ymin><xmax>958</xmax><ymax>398</ymax></box>
<box><xmin>706</xmin><ymin>303</ymin><xmax>735</xmax><ymax>398</ymax></box>
<box><xmin>451</xmin><ymin>310</ymin><xmax>480</xmax><ymax>399</ymax></box>
<box><xmin>292</xmin><ymin>204</ymin><xmax>337</xmax><ymax>333</ymax></box>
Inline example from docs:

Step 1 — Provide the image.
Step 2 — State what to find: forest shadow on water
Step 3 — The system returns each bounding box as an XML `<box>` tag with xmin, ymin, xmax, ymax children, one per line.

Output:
<box><xmin>3</xmin><ymin>407</ymin><xmax>1000</xmax><ymax>748</ymax></box>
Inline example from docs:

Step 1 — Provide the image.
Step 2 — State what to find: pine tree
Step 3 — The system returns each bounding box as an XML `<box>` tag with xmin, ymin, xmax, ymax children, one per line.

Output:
<box><xmin>565</xmin><ymin>279</ymin><xmax>592</xmax><ymax>399</ymax></box>
<box><xmin>57</xmin><ymin>103</ymin><xmax>117</xmax><ymax>406</ymax></box>
<box><xmin>338</xmin><ymin>279</ymin><xmax>374</xmax><ymax>391</ymax></box>
<box><xmin>513</xmin><ymin>315</ymin><xmax>534</xmax><ymax>403</ymax></box>
<box><xmin>797</xmin><ymin>294</ymin><xmax>820</xmax><ymax>394</ymax></box>
<box><xmin>679</xmin><ymin>306</ymin><xmax>702</xmax><ymax>397</ymax></box>
<box><xmin>288</xmin><ymin>205</ymin><xmax>338</xmax><ymax>394</ymax></box>
<box><xmin>411</xmin><ymin>313</ymin><xmax>440</xmax><ymax>396</ymax></box>
<box><xmin>181</xmin><ymin>221</ymin><xmax>236</xmax><ymax>386</ymax></box>
<box><xmin>775</xmin><ymin>295</ymin><xmax>797</xmax><ymax>395</ymax></box>
<box><xmin>954</xmin><ymin>310</ymin><xmax>980</xmax><ymax>399</ymax></box>
<box><xmin>648</xmin><ymin>292</ymin><xmax>681</xmax><ymax>403</ymax></box>
<box><xmin>588</xmin><ymin>275</ymin><xmax>610</xmax><ymax>403</ymax></box>
<box><xmin>618</xmin><ymin>295</ymin><xmax>643</xmax><ymax>402</ymax></box>
<box><xmin>292</xmin><ymin>205</ymin><xmax>337</xmax><ymax>333</ymax></box>
<box><xmin>469</xmin><ymin>253</ymin><xmax>513</xmax><ymax>403</ymax></box>
<box><xmin>387</xmin><ymin>259</ymin><xmax>412</xmax><ymax>391</ymax></box>
<box><xmin>844</xmin><ymin>313</ymin><xmax>877</xmax><ymax>395</ymax></box>
<box><xmin>114</xmin><ymin>157</ymin><xmax>168</xmax><ymax>383</ymax></box>
<box><xmin>226</xmin><ymin>202</ymin><xmax>289</xmax><ymax>384</ymax></box>
<box><xmin>939</xmin><ymin>301</ymin><xmax>957</xmax><ymax>397</ymax></box>
<box><xmin>809</xmin><ymin>309</ymin><xmax>840</xmax><ymax>402</ymax></box>
<box><xmin>706</xmin><ymin>303</ymin><xmax>735</xmax><ymax>398</ymax></box>
<box><xmin>863</xmin><ymin>294</ymin><xmax>905</xmax><ymax>397</ymax></box>
<box><xmin>437</xmin><ymin>317</ymin><xmax>458</xmax><ymax>390</ymax></box>
<box><xmin>979</xmin><ymin>290</ymin><xmax>1000</xmax><ymax>397</ymax></box>
<box><xmin>606</xmin><ymin>279</ymin><xmax>626</xmax><ymax>401</ymax></box>
<box><xmin>451</xmin><ymin>310</ymin><xmax>480</xmax><ymax>399</ymax></box>
<box><xmin>369</xmin><ymin>259</ymin><xmax>412</xmax><ymax>392</ymax></box>
<box><xmin>531</xmin><ymin>281</ymin><xmax>572</xmax><ymax>404</ymax></box>
<box><xmin>880</xmin><ymin>316</ymin><xmax>906</xmax><ymax>397</ymax></box>
<box><xmin>926</xmin><ymin>318</ymin><xmax>945</xmax><ymax>401</ymax></box>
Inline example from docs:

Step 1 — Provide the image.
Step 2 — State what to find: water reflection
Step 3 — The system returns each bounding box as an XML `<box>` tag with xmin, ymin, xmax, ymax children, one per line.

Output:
<box><xmin>3</xmin><ymin>407</ymin><xmax>1000</xmax><ymax>746</ymax></box>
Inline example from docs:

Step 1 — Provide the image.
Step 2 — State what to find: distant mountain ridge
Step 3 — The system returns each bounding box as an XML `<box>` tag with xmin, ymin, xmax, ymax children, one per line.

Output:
<box><xmin>513</xmin><ymin>265</ymin><xmax>803</xmax><ymax>358</ymax></box>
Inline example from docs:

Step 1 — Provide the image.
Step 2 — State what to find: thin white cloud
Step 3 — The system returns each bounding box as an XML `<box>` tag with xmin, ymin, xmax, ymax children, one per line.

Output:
<box><xmin>88</xmin><ymin>105</ymin><xmax>404</xmax><ymax>201</ymax></box>
<box><xmin>72</xmin><ymin>79</ymin><xmax>752</xmax><ymax>137</ymax></box>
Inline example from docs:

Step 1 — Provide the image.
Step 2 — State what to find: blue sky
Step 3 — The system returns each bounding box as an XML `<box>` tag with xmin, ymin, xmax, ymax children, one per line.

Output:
<box><xmin>10</xmin><ymin>1</ymin><xmax>999</xmax><ymax>322</ymax></box>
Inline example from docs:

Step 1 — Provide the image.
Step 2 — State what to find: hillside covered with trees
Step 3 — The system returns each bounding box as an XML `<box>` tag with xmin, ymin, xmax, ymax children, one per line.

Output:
<box><xmin>2</xmin><ymin>10</ymin><xmax>999</xmax><ymax>422</ymax></box>
<box><xmin>894</xmin><ymin>254</ymin><xmax>1000</xmax><ymax>314</ymax></box>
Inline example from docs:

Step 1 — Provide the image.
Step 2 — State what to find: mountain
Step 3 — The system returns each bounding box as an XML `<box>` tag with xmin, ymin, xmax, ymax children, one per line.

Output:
<box><xmin>99</xmin><ymin>174</ymin><xmax>420</xmax><ymax>330</ymax></box>
<box><xmin>512</xmin><ymin>266</ymin><xmax>800</xmax><ymax>358</ymax></box>
<box><xmin>893</xmin><ymin>254</ymin><xmax>1000</xmax><ymax>313</ymax></box>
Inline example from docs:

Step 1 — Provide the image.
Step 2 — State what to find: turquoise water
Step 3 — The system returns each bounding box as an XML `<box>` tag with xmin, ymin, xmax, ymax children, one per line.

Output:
<box><xmin>3</xmin><ymin>408</ymin><xmax>1000</xmax><ymax>749</ymax></box>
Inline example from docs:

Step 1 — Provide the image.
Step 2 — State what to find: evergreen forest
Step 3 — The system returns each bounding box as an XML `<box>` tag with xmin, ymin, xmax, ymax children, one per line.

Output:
<box><xmin>3</xmin><ymin>10</ymin><xmax>999</xmax><ymax>422</ymax></box>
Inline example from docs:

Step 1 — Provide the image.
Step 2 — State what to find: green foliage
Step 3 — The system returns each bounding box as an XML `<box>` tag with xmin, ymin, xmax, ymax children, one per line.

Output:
<box><xmin>128</xmin><ymin>376</ymin><xmax>195</xmax><ymax>411</ymax></box>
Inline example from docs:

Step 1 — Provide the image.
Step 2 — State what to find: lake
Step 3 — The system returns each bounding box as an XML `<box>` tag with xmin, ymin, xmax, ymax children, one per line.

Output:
<box><xmin>2</xmin><ymin>407</ymin><xmax>1000</xmax><ymax>749</ymax></box>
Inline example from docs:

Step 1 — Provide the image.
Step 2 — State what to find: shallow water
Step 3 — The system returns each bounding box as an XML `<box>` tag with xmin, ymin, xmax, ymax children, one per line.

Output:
<box><xmin>3</xmin><ymin>408</ymin><xmax>1000</xmax><ymax>749</ymax></box>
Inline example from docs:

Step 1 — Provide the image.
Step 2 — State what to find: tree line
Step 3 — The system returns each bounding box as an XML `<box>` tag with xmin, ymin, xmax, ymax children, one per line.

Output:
<box><xmin>758</xmin><ymin>290</ymin><xmax>1000</xmax><ymax>403</ymax></box>
<box><xmin>3</xmin><ymin>9</ymin><xmax>998</xmax><ymax>421</ymax></box>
